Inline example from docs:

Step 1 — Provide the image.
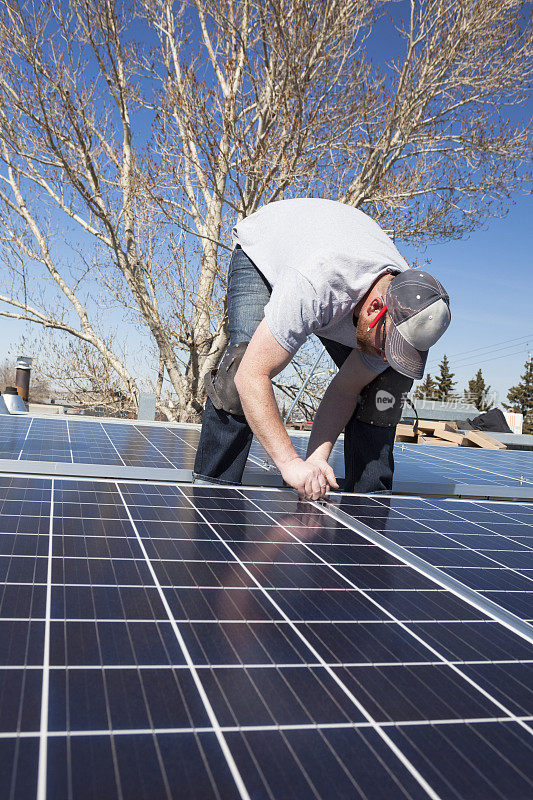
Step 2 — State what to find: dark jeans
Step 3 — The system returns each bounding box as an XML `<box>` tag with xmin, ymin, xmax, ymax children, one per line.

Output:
<box><xmin>193</xmin><ymin>246</ymin><xmax>396</xmax><ymax>491</ymax></box>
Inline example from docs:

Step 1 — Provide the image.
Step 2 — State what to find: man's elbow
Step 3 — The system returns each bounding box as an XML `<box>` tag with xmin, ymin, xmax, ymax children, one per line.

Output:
<box><xmin>234</xmin><ymin>365</ymin><xmax>245</xmax><ymax>396</ymax></box>
<box><xmin>235</xmin><ymin>364</ymin><xmax>269</xmax><ymax>397</ymax></box>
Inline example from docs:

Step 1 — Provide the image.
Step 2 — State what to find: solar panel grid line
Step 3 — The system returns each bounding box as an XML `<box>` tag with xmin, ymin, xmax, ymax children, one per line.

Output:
<box><xmin>174</xmin><ymin>487</ymin><xmax>476</xmax><ymax>800</ymax></box>
<box><xmin>113</xmin><ymin>482</ymin><xmax>252</xmax><ymax>800</ymax></box>
<box><xmin>313</xmin><ymin>498</ymin><xmax>533</xmax><ymax>647</ymax></box>
<box><xmin>65</xmin><ymin>418</ymin><xmax>74</xmax><ymax>464</ymax></box>
<box><xmin>234</xmin><ymin>489</ymin><xmax>533</xmax><ymax>735</ymax></box>
<box><xmin>4</xmin><ymin>658</ymin><xmax>533</xmax><ymax>669</ymax></box>
<box><xmin>36</xmin><ymin>477</ymin><xmax>53</xmax><ymax>800</ymax></box>
<box><xmin>0</xmin><ymin>722</ymin><xmax>424</xmax><ymax>739</ymax></box>
<box><xmin>5</xmin><ymin>718</ymin><xmax>533</xmax><ymax>739</ymax></box>
<box><xmin>17</xmin><ymin>417</ymin><xmax>34</xmax><ymax>460</ymax></box>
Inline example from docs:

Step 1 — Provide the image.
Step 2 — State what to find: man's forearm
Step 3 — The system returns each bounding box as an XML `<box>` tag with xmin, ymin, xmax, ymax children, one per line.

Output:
<box><xmin>306</xmin><ymin>378</ymin><xmax>359</xmax><ymax>461</ymax></box>
<box><xmin>237</xmin><ymin>372</ymin><xmax>299</xmax><ymax>470</ymax></box>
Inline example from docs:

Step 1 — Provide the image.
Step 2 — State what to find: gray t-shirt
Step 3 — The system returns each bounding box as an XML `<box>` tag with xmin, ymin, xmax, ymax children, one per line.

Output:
<box><xmin>233</xmin><ymin>198</ymin><xmax>409</xmax><ymax>373</ymax></box>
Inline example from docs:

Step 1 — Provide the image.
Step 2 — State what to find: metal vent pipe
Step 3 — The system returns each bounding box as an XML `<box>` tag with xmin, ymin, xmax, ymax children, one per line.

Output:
<box><xmin>4</xmin><ymin>386</ymin><xmax>27</xmax><ymax>413</ymax></box>
<box><xmin>15</xmin><ymin>356</ymin><xmax>32</xmax><ymax>402</ymax></box>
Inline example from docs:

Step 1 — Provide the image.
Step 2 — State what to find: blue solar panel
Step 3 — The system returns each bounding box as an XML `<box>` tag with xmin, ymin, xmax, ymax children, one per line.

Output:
<box><xmin>396</xmin><ymin>443</ymin><xmax>533</xmax><ymax>486</ymax></box>
<box><xmin>0</xmin><ymin>417</ymin><xmax>270</xmax><ymax>483</ymax></box>
<box><xmin>0</xmin><ymin>416</ymin><xmax>531</xmax><ymax>497</ymax></box>
<box><xmin>1</xmin><ymin>476</ymin><xmax>532</xmax><ymax>799</ymax></box>
<box><xmin>286</xmin><ymin>430</ymin><xmax>533</xmax><ymax>488</ymax></box>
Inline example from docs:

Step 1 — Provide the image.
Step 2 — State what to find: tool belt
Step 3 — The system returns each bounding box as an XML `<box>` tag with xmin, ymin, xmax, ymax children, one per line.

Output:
<box><xmin>355</xmin><ymin>367</ymin><xmax>413</xmax><ymax>428</ymax></box>
<box><xmin>204</xmin><ymin>342</ymin><xmax>249</xmax><ymax>416</ymax></box>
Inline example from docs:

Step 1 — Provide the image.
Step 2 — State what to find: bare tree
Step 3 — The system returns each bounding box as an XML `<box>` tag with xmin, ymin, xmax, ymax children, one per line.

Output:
<box><xmin>0</xmin><ymin>0</ymin><xmax>530</xmax><ymax>420</ymax></box>
<box><xmin>29</xmin><ymin>333</ymin><xmax>137</xmax><ymax>415</ymax></box>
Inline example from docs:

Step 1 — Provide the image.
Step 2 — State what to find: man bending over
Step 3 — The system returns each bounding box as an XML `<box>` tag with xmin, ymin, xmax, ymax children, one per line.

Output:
<box><xmin>193</xmin><ymin>199</ymin><xmax>451</xmax><ymax>500</ymax></box>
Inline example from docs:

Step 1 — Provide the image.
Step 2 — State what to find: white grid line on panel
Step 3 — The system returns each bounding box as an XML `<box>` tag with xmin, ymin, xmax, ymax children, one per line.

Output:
<box><xmin>114</xmin><ymin>482</ymin><xmax>251</xmax><ymax>800</ymax></box>
<box><xmin>65</xmin><ymin>418</ymin><xmax>74</xmax><ymax>464</ymax></box>
<box><xmin>2</xmin><ymin>717</ymin><xmax>533</xmax><ymax>741</ymax></box>
<box><xmin>98</xmin><ymin>423</ymin><xmax>127</xmax><ymax>467</ymax></box>
<box><xmin>4</xmin><ymin>659</ymin><xmax>533</xmax><ymax>670</ymax></box>
<box><xmin>17</xmin><ymin>416</ymin><xmax>34</xmax><ymax>460</ymax></box>
<box><xmin>36</xmin><ymin>477</ymin><xmax>53</xmax><ymax>800</ymax></box>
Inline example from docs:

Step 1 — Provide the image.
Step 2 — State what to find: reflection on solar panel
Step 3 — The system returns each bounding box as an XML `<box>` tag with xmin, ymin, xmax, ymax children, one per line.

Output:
<box><xmin>1</xmin><ymin>475</ymin><xmax>533</xmax><ymax>799</ymax></box>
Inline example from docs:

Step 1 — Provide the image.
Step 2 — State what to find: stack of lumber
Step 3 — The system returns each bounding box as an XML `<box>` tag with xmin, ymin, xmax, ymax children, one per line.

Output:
<box><xmin>395</xmin><ymin>420</ymin><xmax>507</xmax><ymax>449</ymax></box>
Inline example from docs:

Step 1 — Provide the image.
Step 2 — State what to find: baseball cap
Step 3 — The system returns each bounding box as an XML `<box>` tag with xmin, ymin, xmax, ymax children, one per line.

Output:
<box><xmin>385</xmin><ymin>270</ymin><xmax>451</xmax><ymax>380</ymax></box>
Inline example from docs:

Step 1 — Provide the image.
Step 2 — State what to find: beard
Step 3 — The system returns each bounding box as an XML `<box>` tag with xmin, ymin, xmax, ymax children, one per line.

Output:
<box><xmin>354</xmin><ymin>313</ymin><xmax>376</xmax><ymax>355</ymax></box>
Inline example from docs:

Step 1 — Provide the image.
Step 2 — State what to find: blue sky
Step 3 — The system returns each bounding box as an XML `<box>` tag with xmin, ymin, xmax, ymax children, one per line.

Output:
<box><xmin>0</xmin><ymin>1</ymin><xmax>530</xmax><ymax>406</ymax></box>
<box><xmin>400</xmin><ymin>192</ymin><xmax>532</xmax><ymax>404</ymax></box>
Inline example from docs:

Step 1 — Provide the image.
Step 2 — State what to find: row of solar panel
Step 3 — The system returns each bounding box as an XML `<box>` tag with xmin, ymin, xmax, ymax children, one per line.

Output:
<box><xmin>1</xmin><ymin>475</ymin><xmax>532</xmax><ymax>799</ymax></box>
<box><xmin>0</xmin><ymin>415</ymin><xmax>531</xmax><ymax>489</ymax></box>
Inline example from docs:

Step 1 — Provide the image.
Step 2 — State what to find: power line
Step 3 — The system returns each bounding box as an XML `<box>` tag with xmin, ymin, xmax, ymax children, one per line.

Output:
<box><xmin>426</xmin><ymin>333</ymin><xmax>532</xmax><ymax>367</ymax></box>
<box><xmin>443</xmin><ymin>346</ymin><xmax>530</xmax><ymax>372</ymax></box>
<box><xmin>431</xmin><ymin>340</ymin><xmax>532</xmax><ymax>370</ymax></box>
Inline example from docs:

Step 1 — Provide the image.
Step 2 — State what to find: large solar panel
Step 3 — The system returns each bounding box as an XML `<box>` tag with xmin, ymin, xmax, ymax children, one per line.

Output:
<box><xmin>1</xmin><ymin>475</ymin><xmax>532</xmax><ymax>799</ymax></box>
<box><xmin>1</xmin><ymin>415</ymin><xmax>531</xmax><ymax>501</ymax></box>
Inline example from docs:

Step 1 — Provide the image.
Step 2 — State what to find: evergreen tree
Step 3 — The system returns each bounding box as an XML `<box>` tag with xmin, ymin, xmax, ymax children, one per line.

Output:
<box><xmin>413</xmin><ymin>373</ymin><xmax>438</xmax><ymax>400</ymax></box>
<box><xmin>464</xmin><ymin>368</ymin><xmax>493</xmax><ymax>411</ymax></box>
<box><xmin>503</xmin><ymin>356</ymin><xmax>533</xmax><ymax>434</ymax></box>
<box><xmin>434</xmin><ymin>355</ymin><xmax>457</xmax><ymax>401</ymax></box>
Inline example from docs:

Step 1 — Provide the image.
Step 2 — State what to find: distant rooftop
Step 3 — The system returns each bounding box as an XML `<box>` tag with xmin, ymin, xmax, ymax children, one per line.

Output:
<box><xmin>402</xmin><ymin>398</ymin><xmax>479</xmax><ymax>423</ymax></box>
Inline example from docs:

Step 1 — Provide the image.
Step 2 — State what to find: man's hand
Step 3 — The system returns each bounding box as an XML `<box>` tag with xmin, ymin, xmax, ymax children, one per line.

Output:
<box><xmin>306</xmin><ymin>455</ymin><xmax>339</xmax><ymax>495</ymax></box>
<box><xmin>280</xmin><ymin>456</ymin><xmax>338</xmax><ymax>500</ymax></box>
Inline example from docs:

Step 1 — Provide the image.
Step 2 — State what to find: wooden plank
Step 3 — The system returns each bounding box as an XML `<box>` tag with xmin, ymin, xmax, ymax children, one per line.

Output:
<box><xmin>465</xmin><ymin>430</ymin><xmax>507</xmax><ymax>449</ymax></box>
<box><xmin>396</xmin><ymin>423</ymin><xmax>415</xmax><ymax>437</ymax></box>
<box><xmin>395</xmin><ymin>434</ymin><xmax>417</xmax><ymax>443</ymax></box>
<box><xmin>431</xmin><ymin>429</ymin><xmax>467</xmax><ymax>445</ymax></box>
<box><xmin>417</xmin><ymin>435</ymin><xmax>459</xmax><ymax>446</ymax></box>
<box><xmin>417</xmin><ymin>420</ymin><xmax>456</xmax><ymax>433</ymax></box>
